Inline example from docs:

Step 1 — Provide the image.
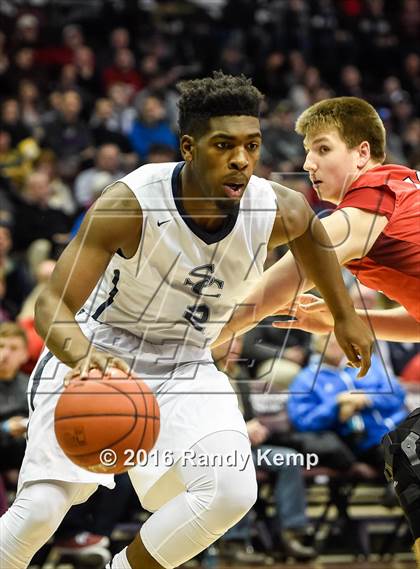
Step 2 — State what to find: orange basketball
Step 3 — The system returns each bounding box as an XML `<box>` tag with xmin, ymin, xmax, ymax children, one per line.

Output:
<box><xmin>54</xmin><ymin>369</ymin><xmax>160</xmax><ymax>474</ymax></box>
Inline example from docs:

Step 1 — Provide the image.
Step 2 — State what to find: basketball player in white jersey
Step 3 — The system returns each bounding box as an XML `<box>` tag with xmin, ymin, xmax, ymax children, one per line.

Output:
<box><xmin>0</xmin><ymin>72</ymin><xmax>372</xmax><ymax>569</ymax></box>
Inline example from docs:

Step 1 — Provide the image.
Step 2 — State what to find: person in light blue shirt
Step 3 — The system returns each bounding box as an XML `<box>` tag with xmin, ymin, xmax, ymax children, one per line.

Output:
<box><xmin>129</xmin><ymin>95</ymin><xmax>178</xmax><ymax>161</ymax></box>
<box><xmin>287</xmin><ymin>333</ymin><xmax>408</xmax><ymax>460</ymax></box>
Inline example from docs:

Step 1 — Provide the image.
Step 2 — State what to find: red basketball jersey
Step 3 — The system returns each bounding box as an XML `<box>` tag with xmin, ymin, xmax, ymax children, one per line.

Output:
<box><xmin>335</xmin><ymin>164</ymin><xmax>420</xmax><ymax>321</ymax></box>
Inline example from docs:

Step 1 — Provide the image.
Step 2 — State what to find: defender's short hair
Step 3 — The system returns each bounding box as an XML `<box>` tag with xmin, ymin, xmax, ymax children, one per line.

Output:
<box><xmin>177</xmin><ymin>71</ymin><xmax>264</xmax><ymax>137</ymax></box>
<box><xmin>295</xmin><ymin>97</ymin><xmax>386</xmax><ymax>162</ymax></box>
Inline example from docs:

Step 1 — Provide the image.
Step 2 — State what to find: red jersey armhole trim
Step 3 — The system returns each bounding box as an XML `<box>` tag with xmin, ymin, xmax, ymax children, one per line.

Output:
<box><xmin>336</xmin><ymin>185</ymin><xmax>395</xmax><ymax>219</ymax></box>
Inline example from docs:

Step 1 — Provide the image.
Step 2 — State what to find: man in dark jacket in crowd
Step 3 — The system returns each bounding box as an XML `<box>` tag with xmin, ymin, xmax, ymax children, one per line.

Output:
<box><xmin>0</xmin><ymin>322</ymin><xmax>29</xmax><ymax>473</ymax></box>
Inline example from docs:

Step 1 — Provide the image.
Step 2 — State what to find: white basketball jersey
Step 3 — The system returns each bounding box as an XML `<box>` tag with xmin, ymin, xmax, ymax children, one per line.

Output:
<box><xmin>82</xmin><ymin>162</ymin><xmax>277</xmax><ymax>349</ymax></box>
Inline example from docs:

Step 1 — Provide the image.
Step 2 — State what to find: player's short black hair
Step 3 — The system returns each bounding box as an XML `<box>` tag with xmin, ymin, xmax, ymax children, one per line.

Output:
<box><xmin>177</xmin><ymin>71</ymin><xmax>264</xmax><ymax>137</ymax></box>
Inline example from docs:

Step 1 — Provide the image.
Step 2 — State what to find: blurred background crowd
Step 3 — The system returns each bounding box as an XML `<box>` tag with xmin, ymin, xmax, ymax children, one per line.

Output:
<box><xmin>0</xmin><ymin>0</ymin><xmax>419</xmax><ymax>566</ymax></box>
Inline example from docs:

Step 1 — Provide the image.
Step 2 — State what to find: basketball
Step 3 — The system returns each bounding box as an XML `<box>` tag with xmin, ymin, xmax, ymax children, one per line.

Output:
<box><xmin>54</xmin><ymin>369</ymin><xmax>160</xmax><ymax>474</ymax></box>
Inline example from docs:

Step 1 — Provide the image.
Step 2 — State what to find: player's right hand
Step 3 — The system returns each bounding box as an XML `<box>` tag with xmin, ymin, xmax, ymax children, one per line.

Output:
<box><xmin>272</xmin><ymin>294</ymin><xmax>334</xmax><ymax>334</ymax></box>
<box><xmin>63</xmin><ymin>348</ymin><xmax>131</xmax><ymax>387</ymax></box>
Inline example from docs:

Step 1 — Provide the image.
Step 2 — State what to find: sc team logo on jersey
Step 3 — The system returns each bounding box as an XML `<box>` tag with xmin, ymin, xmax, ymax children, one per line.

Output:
<box><xmin>184</xmin><ymin>264</ymin><xmax>224</xmax><ymax>298</ymax></box>
<box><xmin>183</xmin><ymin>264</ymin><xmax>224</xmax><ymax>331</ymax></box>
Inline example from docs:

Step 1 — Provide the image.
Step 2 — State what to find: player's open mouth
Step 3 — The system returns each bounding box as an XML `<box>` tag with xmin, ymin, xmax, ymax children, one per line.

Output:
<box><xmin>223</xmin><ymin>183</ymin><xmax>245</xmax><ymax>198</ymax></box>
<box><xmin>312</xmin><ymin>180</ymin><xmax>322</xmax><ymax>189</ymax></box>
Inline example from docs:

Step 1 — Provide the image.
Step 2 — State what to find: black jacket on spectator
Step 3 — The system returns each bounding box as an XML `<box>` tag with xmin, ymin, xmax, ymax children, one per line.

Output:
<box><xmin>43</xmin><ymin>118</ymin><xmax>93</xmax><ymax>160</ymax></box>
<box><xmin>91</xmin><ymin>125</ymin><xmax>132</xmax><ymax>154</ymax></box>
<box><xmin>242</xmin><ymin>316</ymin><xmax>311</xmax><ymax>376</ymax></box>
<box><xmin>3</xmin><ymin>260</ymin><xmax>34</xmax><ymax>319</ymax></box>
<box><xmin>0</xmin><ymin>372</ymin><xmax>29</xmax><ymax>470</ymax></box>
<box><xmin>10</xmin><ymin>192</ymin><xmax>71</xmax><ymax>254</ymax></box>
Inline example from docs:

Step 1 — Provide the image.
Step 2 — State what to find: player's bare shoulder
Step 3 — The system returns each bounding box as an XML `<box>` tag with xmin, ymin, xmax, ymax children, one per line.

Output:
<box><xmin>95</xmin><ymin>181</ymin><xmax>142</xmax><ymax>217</ymax></box>
<box><xmin>81</xmin><ymin>181</ymin><xmax>143</xmax><ymax>259</ymax></box>
<box><xmin>268</xmin><ymin>180</ymin><xmax>312</xmax><ymax>248</ymax></box>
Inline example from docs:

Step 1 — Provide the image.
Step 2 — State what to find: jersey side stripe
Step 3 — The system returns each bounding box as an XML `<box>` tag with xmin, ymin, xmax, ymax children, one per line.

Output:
<box><xmin>29</xmin><ymin>351</ymin><xmax>54</xmax><ymax>412</ymax></box>
<box><xmin>92</xmin><ymin>269</ymin><xmax>121</xmax><ymax>321</ymax></box>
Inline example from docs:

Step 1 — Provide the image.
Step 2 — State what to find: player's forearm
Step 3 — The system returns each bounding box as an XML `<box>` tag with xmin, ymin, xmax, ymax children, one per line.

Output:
<box><xmin>356</xmin><ymin>306</ymin><xmax>420</xmax><ymax>342</ymax></box>
<box><xmin>35</xmin><ymin>289</ymin><xmax>92</xmax><ymax>367</ymax></box>
<box><xmin>290</xmin><ymin>217</ymin><xmax>355</xmax><ymax>320</ymax></box>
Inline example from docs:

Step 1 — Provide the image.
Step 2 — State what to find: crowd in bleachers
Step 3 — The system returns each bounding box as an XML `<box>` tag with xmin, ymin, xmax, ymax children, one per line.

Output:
<box><xmin>0</xmin><ymin>0</ymin><xmax>419</xmax><ymax>564</ymax></box>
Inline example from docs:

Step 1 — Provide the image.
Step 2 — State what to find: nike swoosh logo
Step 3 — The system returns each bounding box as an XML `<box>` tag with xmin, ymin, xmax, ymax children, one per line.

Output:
<box><xmin>157</xmin><ymin>219</ymin><xmax>171</xmax><ymax>227</ymax></box>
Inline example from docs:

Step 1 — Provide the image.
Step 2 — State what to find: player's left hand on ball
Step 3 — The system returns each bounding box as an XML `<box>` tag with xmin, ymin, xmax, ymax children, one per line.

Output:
<box><xmin>334</xmin><ymin>313</ymin><xmax>374</xmax><ymax>378</ymax></box>
<box><xmin>63</xmin><ymin>349</ymin><xmax>131</xmax><ymax>387</ymax></box>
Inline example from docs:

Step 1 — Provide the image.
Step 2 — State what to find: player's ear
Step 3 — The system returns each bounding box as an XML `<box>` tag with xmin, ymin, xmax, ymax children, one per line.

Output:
<box><xmin>357</xmin><ymin>141</ymin><xmax>371</xmax><ymax>168</ymax></box>
<box><xmin>180</xmin><ymin>135</ymin><xmax>194</xmax><ymax>162</ymax></box>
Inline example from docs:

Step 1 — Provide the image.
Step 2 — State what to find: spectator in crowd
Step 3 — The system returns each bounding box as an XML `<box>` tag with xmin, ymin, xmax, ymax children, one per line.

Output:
<box><xmin>41</xmin><ymin>91</ymin><xmax>63</xmax><ymax>128</ymax></box>
<box><xmin>90</xmin><ymin>98</ymin><xmax>132</xmax><ymax>151</ymax></box>
<box><xmin>255</xmin><ymin>52</ymin><xmax>289</xmax><ymax>103</ymax></box>
<box><xmin>133</xmin><ymin>71</ymin><xmax>181</xmax><ymax>132</ymax></box>
<box><xmin>97</xmin><ymin>27</ymin><xmax>132</xmax><ymax>72</ymax></box>
<box><xmin>110</xmin><ymin>27</ymin><xmax>131</xmax><ymax>52</ymax></box>
<box><xmin>219</xmin><ymin>44</ymin><xmax>252</xmax><ymax>77</ymax></box>
<box><xmin>18</xmin><ymin>259</ymin><xmax>56</xmax><ymax>374</ymax></box>
<box><xmin>74</xmin><ymin>143</ymin><xmax>125</xmax><ymax>209</ymax></box>
<box><xmin>146</xmin><ymin>144</ymin><xmax>177</xmax><ymax>164</ymax></box>
<box><xmin>0</xmin><ymin>322</ymin><xmax>29</xmax><ymax>474</ymax></box>
<box><xmin>107</xmin><ymin>82</ymin><xmax>137</xmax><ymax>135</ymax></box>
<box><xmin>288</xmin><ymin>333</ymin><xmax>408</xmax><ymax>468</ymax></box>
<box><xmin>12</xmin><ymin>14</ymin><xmax>41</xmax><ymax>52</ymax></box>
<box><xmin>261</xmin><ymin>101</ymin><xmax>305</xmax><ymax>171</ymax></box>
<box><xmin>17</xmin><ymin>80</ymin><xmax>43</xmax><ymax>136</ymax></box>
<box><xmin>89</xmin><ymin>98</ymin><xmax>138</xmax><ymax>169</ymax></box>
<box><xmin>402</xmin><ymin>52</ymin><xmax>420</xmax><ymax>113</ymax></box>
<box><xmin>338</xmin><ymin>65</ymin><xmax>365</xmax><ymax>99</ymax></box>
<box><xmin>0</xmin><ymin>220</ymin><xmax>33</xmax><ymax>320</ymax></box>
<box><xmin>61</xmin><ymin>24</ymin><xmax>85</xmax><ymax>61</ymax></box>
<box><xmin>42</xmin><ymin>89</ymin><xmax>94</xmax><ymax>179</ymax></box>
<box><xmin>129</xmin><ymin>95</ymin><xmax>178</xmax><ymax>162</ymax></box>
<box><xmin>213</xmin><ymin>339</ymin><xmax>317</xmax><ymax>561</ymax></box>
<box><xmin>73</xmin><ymin>46</ymin><xmax>102</xmax><ymax>103</ymax></box>
<box><xmin>10</xmin><ymin>170</ymin><xmax>71</xmax><ymax>255</ymax></box>
<box><xmin>402</xmin><ymin>117</ymin><xmax>420</xmax><ymax>168</ymax></box>
<box><xmin>35</xmin><ymin>150</ymin><xmax>77</xmax><ymax>217</ymax></box>
<box><xmin>54</xmin><ymin>65</ymin><xmax>87</xmax><ymax>113</ymax></box>
<box><xmin>4</xmin><ymin>48</ymin><xmax>43</xmax><ymax>95</ymax></box>
<box><xmin>103</xmin><ymin>48</ymin><xmax>144</xmax><ymax>96</ymax></box>
<box><xmin>1</xmin><ymin>98</ymin><xmax>32</xmax><ymax>145</ymax></box>
<box><xmin>0</xmin><ymin>127</ymin><xmax>39</xmax><ymax>190</ymax></box>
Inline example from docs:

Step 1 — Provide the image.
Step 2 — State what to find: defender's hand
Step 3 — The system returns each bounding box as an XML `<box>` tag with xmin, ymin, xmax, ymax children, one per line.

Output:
<box><xmin>272</xmin><ymin>294</ymin><xmax>334</xmax><ymax>335</ymax></box>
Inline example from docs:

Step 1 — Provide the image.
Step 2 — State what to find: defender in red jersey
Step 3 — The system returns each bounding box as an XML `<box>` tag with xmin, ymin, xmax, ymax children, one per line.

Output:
<box><xmin>214</xmin><ymin>97</ymin><xmax>419</xmax><ymax>347</ymax></box>
<box><xmin>336</xmin><ymin>164</ymin><xmax>420</xmax><ymax>321</ymax></box>
<box><xmin>213</xmin><ymin>97</ymin><xmax>420</xmax><ymax>563</ymax></box>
